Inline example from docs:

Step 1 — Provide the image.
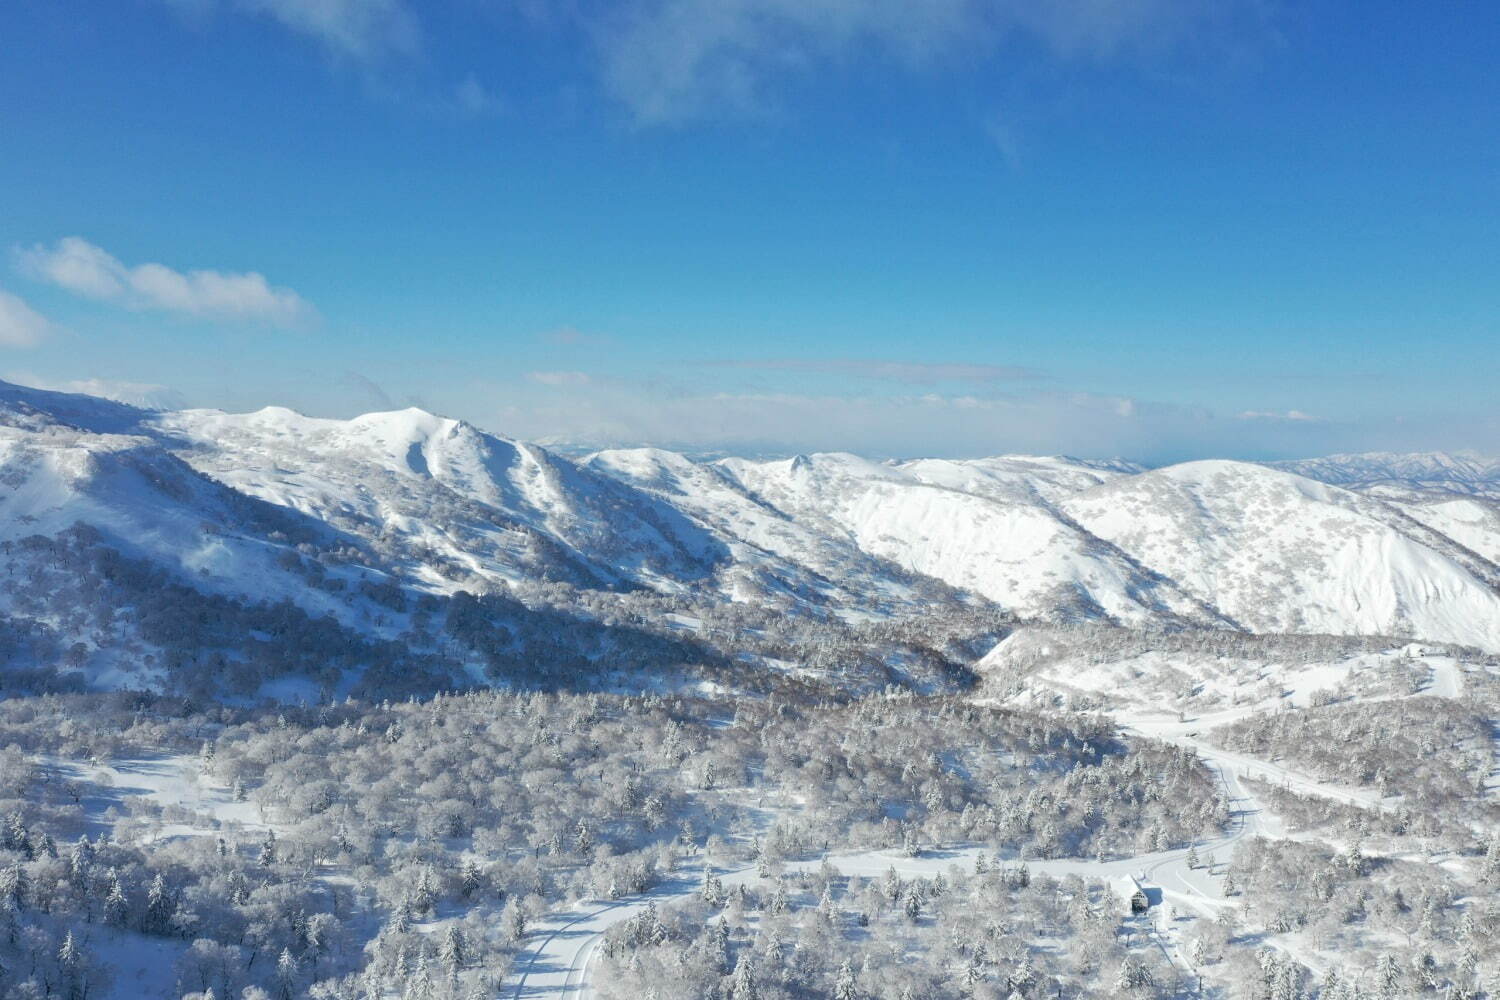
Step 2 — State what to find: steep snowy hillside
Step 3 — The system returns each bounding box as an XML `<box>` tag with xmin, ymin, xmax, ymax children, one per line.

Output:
<box><xmin>0</xmin><ymin>421</ymin><xmax>435</xmax><ymax>692</ymax></box>
<box><xmin>0</xmin><ymin>378</ymin><xmax>153</xmax><ymax>435</ymax></box>
<box><xmin>715</xmin><ymin>452</ymin><xmax>1219</xmax><ymax>625</ymax></box>
<box><xmin>154</xmin><ymin>405</ymin><xmax>730</xmax><ymax>595</ymax></box>
<box><xmin>582</xmin><ymin>447</ymin><xmax>952</xmax><ymax>611</ymax></box>
<box><xmin>0</xmin><ymin>424</ymin><xmax>357</xmax><ymax>612</ymax></box>
<box><xmin>1397</xmin><ymin>496</ymin><xmax>1500</xmax><ymax>564</ymax></box>
<box><xmin>0</xmin><ymin>382</ymin><xmax>735</xmax><ymax>696</ymax></box>
<box><xmin>1062</xmin><ymin>461</ymin><xmax>1500</xmax><ymax>650</ymax></box>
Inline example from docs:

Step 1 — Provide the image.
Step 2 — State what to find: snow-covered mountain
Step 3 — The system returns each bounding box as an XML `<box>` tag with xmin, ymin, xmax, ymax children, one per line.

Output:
<box><xmin>1059</xmin><ymin>461</ymin><xmax>1500</xmax><ymax>650</ymax></box>
<box><xmin>153</xmin><ymin>404</ymin><xmax>731</xmax><ymax>595</ymax></box>
<box><xmin>2</xmin><ymin>378</ymin><xmax>1500</xmax><ymax>697</ymax></box>
<box><xmin>701</xmin><ymin>451</ymin><xmax>1219</xmax><ymax>626</ymax></box>
<box><xmin>0</xmin><ymin>381</ymin><xmax>737</xmax><ymax>696</ymax></box>
<box><xmin>1271</xmin><ymin>451</ymin><xmax>1500</xmax><ymax>496</ymax></box>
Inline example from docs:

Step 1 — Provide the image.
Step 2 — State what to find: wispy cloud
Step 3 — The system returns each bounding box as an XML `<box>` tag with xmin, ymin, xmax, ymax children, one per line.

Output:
<box><xmin>248</xmin><ymin>0</ymin><xmax>416</xmax><ymax>58</ymax></box>
<box><xmin>15</xmin><ymin>237</ymin><xmax>314</xmax><ymax>327</ymax></box>
<box><xmin>527</xmin><ymin>370</ymin><xmax>593</xmax><ymax>386</ymax></box>
<box><xmin>454</xmin><ymin>73</ymin><xmax>504</xmax><ymax>115</ymax></box>
<box><xmin>160</xmin><ymin>0</ymin><xmax>1259</xmax><ymax>126</ymax></box>
<box><xmin>1238</xmin><ymin>409</ymin><xmax>1322</xmax><ymax>423</ymax></box>
<box><xmin>540</xmin><ymin>326</ymin><xmax>612</xmax><ymax>347</ymax></box>
<box><xmin>164</xmin><ymin>0</ymin><xmax>418</xmax><ymax>60</ymax></box>
<box><xmin>701</xmin><ymin>358</ymin><xmax>1045</xmax><ymax>384</ymax></box>
<box><xmin>594</xmin><ymin>0</ymin><xmax>1248</xmax><ymax>123</ymax></box>
<box><xmin>5</xmin><ymin>373</ymin><xmax>188</xmax><ymax>409</ymax></box>
<box><xmin>0</xmin><ymin>289</ymin><xmax>53</xmax><ymax>348</ymax></box>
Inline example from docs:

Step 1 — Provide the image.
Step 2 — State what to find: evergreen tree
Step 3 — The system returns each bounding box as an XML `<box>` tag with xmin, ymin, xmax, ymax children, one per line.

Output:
<box><xmin>103</xmin><ymin>872</ymin><xmax>127</xmax><ymax>927</ymax></box>
<box><xmin>818</xmin><ymin>885</ymin><xmax>837</xmax><ymax>926</ymax></box>
<box><xmin>730</xmin><ymin>955</ymin><xmax>759</xmax><ymax>1000</ymax></box>
<box><xmin>1376</xmin><ymin>953</ymin><xmax>1401</xmax><ymax>1000</ymax></box>
<box><xmin>501</xmin><ymin>900</ymin><xmax>526</xmax><ymax>942</ymax></box>
<box><xmin>145</xmin><ymin>872</ymin><xmax>174</xmax><ymax>933</ymax></box>
<box><xmin>1115</xmin><ymin>956</ymin><xmax>1149</xmax><ymax>991</ymax></box>
<box><xmin>709</xmin><ymin>917</ymin><xmax>730</xmax><ymax>973</ymax></box>
<box><xmin>834</xmin><ymin>958</ymin><xmax>859</xmax><ymax>1000</ymax></box>
<box><xmin>405</xmin><ymin>950</ymin><xmax>434</xmax><ymax>1000</ymax></box>
<box><xmin>440</xmin><ymin>925</ymin><xmax>466</xmax><ymax>973</ymax></box>
<box><xmin>58</xmin><ymin>929</ymin><xmax>80</xmax><ymax>970</ymax></box>
<box><xmin>459</xmin><ymin>860</ymin><xmax>482</xmax><ymax>900</ymax></box>
<box><xmin>259</xmin><ymin>830</ymin><xmax>277</xmax><ymax>869</ymax></box>
<box><xmin>1</xmin><ymin>863</ymin><xmax>27</xmax><ymax>911</ymax></box>
<box><xmin>770</xmin><ymin>880</ymin><xmax>789</xmax><ymax>915</ymax></box>
<box><xmin>275</xmin><ymin>948</ymin><xmax>298</xmax><ymax>1000</ymax></box>
<box><xmin>1482</xmin><ymin>838</ymin><xmax>1500</xmax><ymax>883</ymax></box>
<box><xmin>58</xmin><ymin>929</ymin><xmax>88</xmax><ymax>1000</ymax></box>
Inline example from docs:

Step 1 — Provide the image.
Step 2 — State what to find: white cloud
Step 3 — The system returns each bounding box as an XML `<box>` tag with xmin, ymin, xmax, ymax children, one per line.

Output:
<box><xmin>527</xmin><ymin>370</ymin><xmax>593</xmax><ymax>386</ymax></box>
<box><xmin>540</xmin><ymin>326</ymin><xmax>612</xmax><ymax>347</ymax></box>
<box><xmin>1238</xmin><ymin>409</ymin><xmax>1321</xmax><ymax>423</ymax></box>
<box><xmin>479</xmin><ymin>378</ymin><xmax>1229</xmax><ymax>461</ymax></box>
<box><xmin>3</xmin><ymin>373</ymin><xmax>188</xmax><ymax>410</ymax></box>
<box><xmin>459</xmin><ymin>373</ymin><xmax>1479</xmax><ymax>465</ymax></box>
<box><xmin>241</xmin><ymin>0</ymin><xmax>417</xmax><ymax>58</ymax></box>
<box><xmin>455</xmin><ymin>73</ymin><xmax>503</xmax><ymax>115</ymax></box>
<box><xmin>165</xmin><ymin>0</ymin><xmax>417</xmax><ymax>59</ymax></box>
<box><xmin>15</xmin><ymin>237</ymin><xmax>314</xmax><ymax>326</ymax></box>
<box><xmin>703</xmin><ymin>358</ymin><xmax>1044</xmax><ymax>383</ymax></box>
<box><xmin>0</xmin><ymin>289</ymin><xmax>53</xmax><ymax>348</ymax></box>
<box><xmin>594</xmin><ymin>0</ymin><xmax>1241</xmax><ymax>123</ymax></box>
<box><xmin>20</xmin><ymin>237</ymin><xmax>125</xmax><ymax>299</ymax></box>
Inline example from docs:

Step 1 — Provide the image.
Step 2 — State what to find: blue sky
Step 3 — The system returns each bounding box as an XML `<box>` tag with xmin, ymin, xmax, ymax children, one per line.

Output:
<box><xmin>0</xmin><ymin>0</ymin><xmax>1495</xmax><ymax>462</ymax></box>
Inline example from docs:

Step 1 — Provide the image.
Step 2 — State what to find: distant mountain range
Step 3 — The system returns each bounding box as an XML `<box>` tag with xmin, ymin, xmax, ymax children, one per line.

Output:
<box><xmin>1</xmin><ymin>378</ymin><xmax>1498</xmax><ymax>697</ymax></box>
<box><xmin>1271</xmin><ymin>451</ymin><xmax>1500</xmax><ymax>494</ymax></box>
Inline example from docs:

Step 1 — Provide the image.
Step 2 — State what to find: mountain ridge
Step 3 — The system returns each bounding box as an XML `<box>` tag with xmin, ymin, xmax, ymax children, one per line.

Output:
<box><xmin>2</xmin><ymin>379</ymin><xmax>1499</xmax><ymax>698</ymax></box>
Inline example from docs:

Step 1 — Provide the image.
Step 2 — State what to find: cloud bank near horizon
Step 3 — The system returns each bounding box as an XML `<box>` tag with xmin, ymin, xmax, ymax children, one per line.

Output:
<box><xmin>478</xmin><ymin>376</ymin><xmax>1500</xmax><ymax>465</ymax></box>
<box><xmin>7</xmin><ymin>363</ymin><xmax>1494</xmax><ymax>466</ymax></box>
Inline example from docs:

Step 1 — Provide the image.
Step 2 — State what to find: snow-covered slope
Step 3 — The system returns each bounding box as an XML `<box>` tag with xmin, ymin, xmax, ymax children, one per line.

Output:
<box><xmin>1061</xmin><ymin>460</ymin><xmax>1500</xmax><ymax>650</ymax></box>
<box><xmin>714</xmin><ymin>452</ymin><xmax>1219</xmax><ymax>625</ymax></box>
<box><xmin>1396</xmin><ymin>497</ymin><xmax>1500</xmax><ymax>564</ymax></box>
<box><xmin>0</xmin><ymin>423</ymin><xmax>353</xmax><ymax>612</ymax></box>
<box><xmin>978</xmin><ymin>625</ymin><xmax>1436</xmax><ymax>712</ymax></box>
<box><xmin>153</xmin><ymin>405</ymin><xmax>730</xmax><ymax>595</ymax></box>
<box><xmin>896</xmin><ymin>454</ymin><xmax>1141</xmax><ymax>504</ymax></box>
<box><xmin>0</xmin><ymin>382</ymin><xmax>744</xmax><ymax>695</ymax></box>
<box><xmin>582</xmin><ymin>447</ymin><xmax>943</xmax><ymax>610</ymax></box>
